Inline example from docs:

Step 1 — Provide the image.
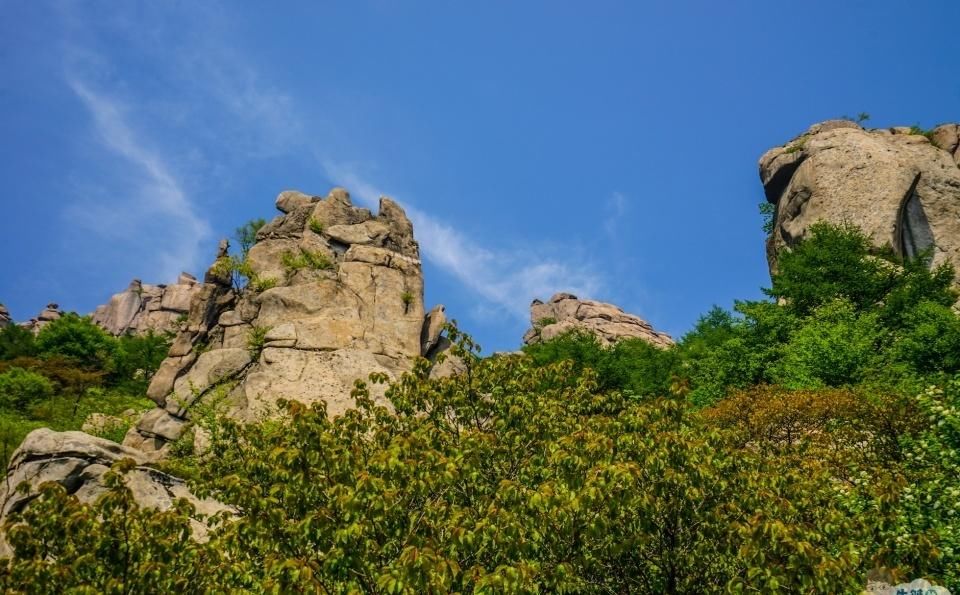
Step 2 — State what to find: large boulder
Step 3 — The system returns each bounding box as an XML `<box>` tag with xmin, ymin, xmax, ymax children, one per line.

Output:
<box><xmin>91</xmin><ymin>273</ymin><xmax>203</xmax><ymax>336</ymax></box>
<box><xmin>759</xmin><ymin>120</ymin><xmax>960</xmax><ymax>274</ymax></box>
<box><xmin>0</xmin><ymin>428</ymin><xmax>230</xmax><ymax>556</ymax></box>
<box><xmin>125</xmin><ymin>187</ymin><xmax>437</xmax><ymax>457</ymax></box>
<box><xmin>522</xmin><ymin>292</ymin><xmax>674</xmax><ymax>348</ymax></box>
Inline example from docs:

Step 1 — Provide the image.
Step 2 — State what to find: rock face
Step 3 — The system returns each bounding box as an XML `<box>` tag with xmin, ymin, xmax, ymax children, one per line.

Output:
<box><xmin>522</xmin><ymin>293</ymin><xmax>674</xmax><ymax>348</ymax></box>
<box><xmin>760</xmin><ymin>120</ymin><xmax>960</xmax><ymax>274</ymax></box>
<box><xmin>0</xmin><ymin>428</ymin><xmax>229</xmax><ymax>556</ymax></box>
<box><xmin>91</xmin><ymin>273</ymin><xmax>203</xmax><ymax>336</ymax></box>
<box><xmin>124</xmin><ymin>187</ymin><xmax>441</xmax><ymax>457</ymax></box>
<box><xmin>0</xmin><ymin>304</ymin><xmax>10</xmax><ymax>328</ymax></box>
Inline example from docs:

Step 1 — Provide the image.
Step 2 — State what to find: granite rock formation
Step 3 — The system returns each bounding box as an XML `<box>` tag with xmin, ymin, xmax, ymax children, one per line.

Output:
<box><xmin>0</xmin><ymin>428</ymin><xmax>230</xmax><ymax>556</ymax></box>
<box><xmin>522</xmin><ymin>293</ymin><xmax>673</xmax><ymax>348</ymax></box>
<box><xmin>124</xmin><ymin>187</ymin><xmax>443</xmax><ymax>458</ymax></box>
<box><xmin>0</xmin><ymin>304</ymin><xmax>10</xmax><ymax>328</ymax></box>
<box><xmin>91</xmin><ymin>274</ymin><xmax>203</xmax><ymax>336</ymax></box>
<box><xmin>20</xmin><ymin>303</ymin><xmax>63</xmax><ymax>333</ymax></box>
<box><xmin>759</xmin><ymin>120</ymin><xmax>960</xmax><ymax>274</ymax></box>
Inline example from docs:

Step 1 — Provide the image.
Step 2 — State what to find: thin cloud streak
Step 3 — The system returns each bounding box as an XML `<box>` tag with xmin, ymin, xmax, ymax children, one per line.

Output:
<box><xmin>321</xmin><ymin>160</ymin><xmax>603</xmax><ymax>319</ymax></box>
<box><xmin>67</xmin><ymin>78</ymin><xmax>211</xmax><ymax>281</ymax></box>
<box><xmin>603</xmin><ymin>191</ymin><xmax>628</xmax><ymax>239</ymax></box>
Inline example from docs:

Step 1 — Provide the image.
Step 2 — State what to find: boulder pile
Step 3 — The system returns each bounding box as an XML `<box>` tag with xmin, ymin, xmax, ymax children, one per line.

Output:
<box><xmin>91</xmin><ymin>274</ymin><xmax>203</xmax><ymax>336</ymax></box>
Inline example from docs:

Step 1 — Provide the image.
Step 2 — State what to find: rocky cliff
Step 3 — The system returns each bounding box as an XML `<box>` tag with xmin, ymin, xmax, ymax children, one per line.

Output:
<box><xmin>523</xmin><ymin>292</ymin><xmax>674</xmax><ymax>348</ymax></box>
<box><xmin>760</xmin><ymin>120</ymin><xmax>960</xmax><ymax>273</ymax></box>
<box><xmin>0</xmin><ymin>186</ymin><xmax>444</xmax><ymax>541</ymax></box>
<box><xmin>124</xmin><ymin>187</ymin><xmax>440</xmax><ymax>457</ymax></box>
<box><xmin>91</xmin><ymin>274</ymin><xmax>203</xmax><ymax>336</ymax></box>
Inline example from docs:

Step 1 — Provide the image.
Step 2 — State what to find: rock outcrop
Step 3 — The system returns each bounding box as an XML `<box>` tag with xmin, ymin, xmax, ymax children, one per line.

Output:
<box><xmin>760</xmin><ymin>120</ymin><xmax>960</xmax><ymax>274</ymax></box>
<box><xmin>124</xmin><ymin>187</ymin><xmax>442</xmax><ymax>457</ymax></box>
<box><xmin>91</xmin><ymin>274</ymin><xmax>203</xmax><ymax>336</ymax></box>
<box><xmin>20</xmin><ymin>303</ymin><xmax>63</xmax><ymax>333</ymax></box>
<box><xmin>0</xmin><ymin>304</ymin><xmax>10</xmax><ymax>328</ymax></box>
<box><xmin>0</xmin><ymin>428</ymin><xmax>230</xmax><ymax>556</ymax></box>
<box><xmin>522</xmin><ymin>293</ymin><xmax>674</xmax><ymax>348</ymax></box>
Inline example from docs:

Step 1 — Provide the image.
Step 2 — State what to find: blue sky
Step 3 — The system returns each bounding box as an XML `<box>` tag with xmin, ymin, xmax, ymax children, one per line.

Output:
<box><xmin>1</xmin><ymin>1</ymin><xmax>958</xmax><ymax>352</ymax></box>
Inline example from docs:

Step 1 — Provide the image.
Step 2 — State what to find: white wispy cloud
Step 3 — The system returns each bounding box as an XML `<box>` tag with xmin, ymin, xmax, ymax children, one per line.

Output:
<box><xmin>603</xmin><ymin>191</ymin><xmax>628</xmax><ymax>239</ymax></box>
<box><xmin>59</xmin><ymin>3</ymin><xmax>603</xmax><ymax>323</ymax></box>
<box><xmin>66</xmin><ymin>78</ymin><xmax>211</xmax><ymax>281</ymax></box>
<box><xmin>321</xmin><ymin>160</ymin><xmax>603</xmax><ymax>319</ymax></box>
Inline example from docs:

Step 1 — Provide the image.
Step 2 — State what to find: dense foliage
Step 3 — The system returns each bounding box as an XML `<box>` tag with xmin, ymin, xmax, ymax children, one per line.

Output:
<box><xmin>0</xmin><ymin>315</ymin><xmax>165</xmax><ymax>462</ymax></box>
<box><xmin>1</xmin><ymin>223</ymin><xmax>960</xmax><ymax>591</ymax></box>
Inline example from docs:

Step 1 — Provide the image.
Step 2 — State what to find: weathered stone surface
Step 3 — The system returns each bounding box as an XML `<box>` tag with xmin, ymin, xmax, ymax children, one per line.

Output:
<box><xmin>238</xmin><ymin>347</ymin><xmax>396</xmax><ymax>420</ymax></box>
<box><xmin>0</xmin><ymin>304</ymin><xmax>10</xmax><ymax>328</ymax></box>
<box><xmin>81</xmin><ymin>409</ymin><xmax>139</xmax><ymax>436</ymax></box>
<box><xmin>421</xmin><ymin>304</ymin><xmax>446</xmax><ymax>356</ymax></box>
<box><xmin>91</xmin><ymin>274</ymin><xmax>202</xmax><ymax>336</ymax></box>
<box><xmin>0</xmin><ymin>429</ymin><xmax>230</xmax><ymax>556</ymax></box>
<box><xmin>325</xmin><ymin>220</ymin><xmax>391</xmax><ymax>246</ymax></box>
<box><xmin>167</xmin><ymin>348</ymin><xmax>252</xmax><ymax>416</ymax></box>
<box><xmin>126</xmin><ymin>187</ymin><xmax>429</xmax><ymax>455</ymax></box>
<box><xmin>275</xmin><ymin>189</ymin><xmax>315</xmax><ymax>214</ymax></box>
<box><xmin>134</xmin><ymin>407</ymin><xmax>188</xmax><ymax>442</ymax></box>
<box><xmin>427</xmin><ymin>336</ymin><xmax>468</xmax><ymax>379</ymax></box>
<box><xmin>523</xmin><ymin>293</ymin><xmax>674</xmax><ymax>348</ymax></box>
<box><xmin>19</xmin><ymin>303</ymin><xmax>64</xmax><ymax>333</ymax></box>
<box><xmin>760</xmin><ymin>120</ymin><xmax>960</xmax><ymax>275</ymax></box>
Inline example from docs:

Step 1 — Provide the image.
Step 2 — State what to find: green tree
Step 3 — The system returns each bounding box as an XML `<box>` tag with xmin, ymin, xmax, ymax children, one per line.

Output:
<box><xmin>773</xmin><ymin>299</ymin><xmax>883</xmax><ymax>389</ymax></box>
<box><xmin>0</xmin><ymin>367</ymin><xmax>54</xmax><ymax>412</ymax></box>
<box><xmin>112</xmin><ymin>331</ymin><xmax>172</xmax><ymax>390</ymax></box>
<box><xmin>35</xmin><ymin>314</ymin><xmax>117</xmax><ymax>370</ymax></box>
<box><xmin>233</xmin><ymin>218</ymin><xmax>267</xmax><ymax>257</ymax></box>
<box><xmin>0</xmin><ymin>325</ymin><xmax>37</xmax><ymax>361</ymax></box>
<box><xmin>0</xmin><ymin>326</ymin><xmax>867</xmax><ymax>592</ymax></box>
<box><xmin>0</xmin><ymin>460</ymin><xmax>224</xmax><ymax>593</ymax></box>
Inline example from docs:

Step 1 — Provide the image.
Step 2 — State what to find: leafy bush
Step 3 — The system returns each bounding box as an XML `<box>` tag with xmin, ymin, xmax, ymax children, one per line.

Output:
<box><xmin>0</xmin><ymin>328</ymin><xmax>867</xmax><ymax>592</ymax></box>
<box><xmin>0</xmin><ymin>368</ymin><xmax>54</xmax><ymax>412</ymax></box>
<box><xmin>308</xmin><ymin>216</ymin><xmax>324</xmax><ymax>234</ymax></box>
<box><xmin>773</xmin><ymin>299</ymin><xmax>883</xmax><ymax>389</ymax></box>
<box><xmin>888</xmin><ymin>377</ymin><xmax>960</xmax><ymax>587</ymax></box>
<box><xmin>35</xmin><ymin>313</ymin><xmax>116</xmax><ymax>370</ymax></box>
<box><xmin>0</xmin><ymin>325</ymin><xmax>37</xmax><ymax>360</ymax></box>
<box><xmin>247</xmin><ymin>326</ymin><xmax>269</xmax><ymax>359</ymax></box>
<box><xmin>280</xmin><ymin>248</ymin><xmax>333</xmax><ymax>274</ymax></box>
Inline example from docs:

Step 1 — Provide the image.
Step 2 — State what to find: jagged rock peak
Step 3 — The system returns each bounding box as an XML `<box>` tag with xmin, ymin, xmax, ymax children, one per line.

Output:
<box><xmin>759</xmin><ymin>120</ymin><xmax>960</xmax><ymax>275</ymax></box>
<box><xmin>125</xmin><ymin>186</ymin><xmax>433</xmax><ymax>458</ymax></box>
<box><xmin>522</xmin><ymin>292</ymin><xmax>674</xmax><ymax>348</ymax></box>
<box><xmin>91</xmin><ymin>273</ymin><xmax>202</xmax><ymax>336</ymax></box>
